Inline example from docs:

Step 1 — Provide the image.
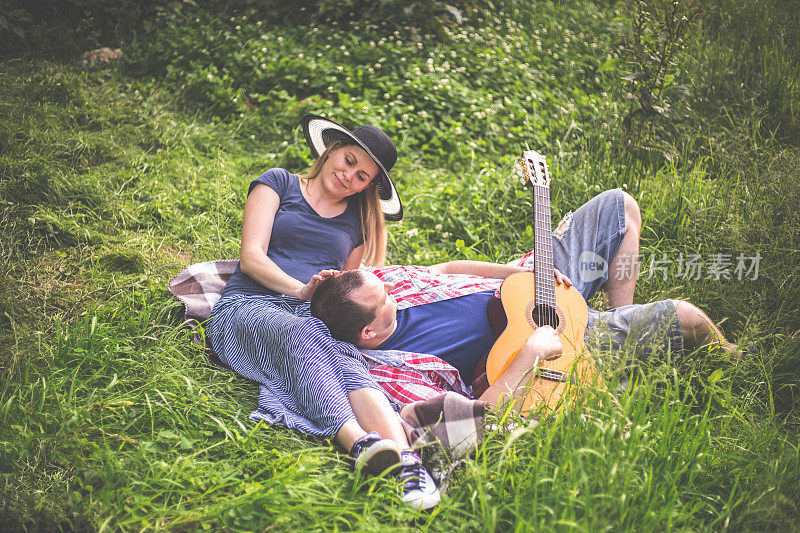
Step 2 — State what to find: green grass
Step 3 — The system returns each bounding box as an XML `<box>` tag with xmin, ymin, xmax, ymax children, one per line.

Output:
<box><xmin>1</xmin><ymin>0</ymin><xmax>799</xmax><ymax>530</ymax></box>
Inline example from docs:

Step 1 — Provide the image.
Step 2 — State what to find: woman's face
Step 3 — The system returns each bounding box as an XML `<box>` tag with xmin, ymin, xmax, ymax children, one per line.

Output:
<box><xmin>319</xmin><ymin>144</ymin><xmax>379</xmax><ymax>197</ymax></box>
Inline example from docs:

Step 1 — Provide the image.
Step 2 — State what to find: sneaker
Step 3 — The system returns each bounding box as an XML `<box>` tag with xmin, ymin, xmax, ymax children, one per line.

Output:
<box><xmin>349</xmin><ymin>432</ymin><xmax>401</xmax><ymax>474</ymax></box>
<box><xmin>398</xmin><ymin>450</ymin><xmax>440</xmax><ymax>510</ymax></box>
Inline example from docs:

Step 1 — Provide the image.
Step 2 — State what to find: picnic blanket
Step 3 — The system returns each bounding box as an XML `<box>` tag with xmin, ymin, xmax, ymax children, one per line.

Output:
<box><xmin>167</xmin><ymin>260</ymin><xmax>480</xmax><ymax>397</ymax></box>
<box><xmin>400</xmin><ymin>392</ymin><xmax>488</xmax><ymax>462</ymax></box>
<box><xmin>168</xmin><ymin>259</ymin><xmax>489</xmax><ymax>461</ymax></box>
<box><xmin>400</xmin><ymin>391</ymin><xmax>488</xmax><ymax>482</ymax></box>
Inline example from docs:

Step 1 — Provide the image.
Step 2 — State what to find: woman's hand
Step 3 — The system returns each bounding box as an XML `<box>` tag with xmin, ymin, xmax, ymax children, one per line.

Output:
<box><xmin>554</xmin><ymin>268</ymin><xmax>573</xmax><ymax>288</ymax></box>
<box><xmin>297</xmin><ymin>269</ymin><xmax>339</xmax><ymax>300</ymax></box>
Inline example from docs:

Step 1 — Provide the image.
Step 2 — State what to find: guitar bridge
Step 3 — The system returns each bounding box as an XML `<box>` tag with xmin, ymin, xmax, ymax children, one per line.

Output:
<box><xmin>536</xmin><ymin>368</ymin><xmax>569</xmax><ymax>382</ymax></box>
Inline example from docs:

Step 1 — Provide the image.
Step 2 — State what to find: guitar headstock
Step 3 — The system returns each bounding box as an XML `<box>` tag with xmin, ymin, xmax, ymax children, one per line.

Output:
<box><xmin>515</xmin><ymin>150</ymin><xmax>550</xmax><ymax>189</ymax></box>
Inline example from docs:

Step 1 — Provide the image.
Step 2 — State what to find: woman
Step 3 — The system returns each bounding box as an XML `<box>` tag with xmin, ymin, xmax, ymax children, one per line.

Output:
<box><xmin>208</xmin><ymin>115</ymin><xmax>439</xmax><ymax>509</ymax></box>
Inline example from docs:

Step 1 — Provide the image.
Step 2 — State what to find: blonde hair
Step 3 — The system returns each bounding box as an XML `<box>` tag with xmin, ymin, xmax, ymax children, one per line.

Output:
<box><xmin>299</xmin><ymin>141</ymin><xmax>387</xmax><ymax>267</ymax></box>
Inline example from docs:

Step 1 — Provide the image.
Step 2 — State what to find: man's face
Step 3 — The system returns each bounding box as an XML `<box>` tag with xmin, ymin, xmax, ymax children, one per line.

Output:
<box><xmin>352</xmin><ymin>271</ymin><xmax>397</xmax><ymax>344</ymax></box>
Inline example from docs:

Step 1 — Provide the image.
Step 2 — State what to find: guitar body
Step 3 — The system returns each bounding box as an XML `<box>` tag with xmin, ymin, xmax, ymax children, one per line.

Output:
<box><xmin>485</xmin><ymin>273</ymin><xmax>593</xmax><ymax>411</ymax></box>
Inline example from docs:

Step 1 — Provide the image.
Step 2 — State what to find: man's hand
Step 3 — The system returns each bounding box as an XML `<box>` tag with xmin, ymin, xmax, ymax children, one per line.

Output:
<box><xmin>297</xmin><ymin>269</ymin><xmax>339</xmax><ymax>300</ymax></box>
<box><xmin>554</xmin><ymin>268</ymin><xmax>573</xmax><ymax>288</ymax></box>
<box><xmin>522</xmin><ymin>325</ymin><xmax>563</xmax><ymax>364</ymax></box>
<box><xmin>479</xmin><ymin>325</ymin><xmax>564</xmax><ymax>408</ymax></box>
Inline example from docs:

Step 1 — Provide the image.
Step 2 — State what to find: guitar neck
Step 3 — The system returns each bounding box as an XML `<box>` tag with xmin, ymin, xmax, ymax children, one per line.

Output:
<box><xmin>533</xmin><ymin>183</ymin><xmax>556</xmax><ymax>308</ymax></box>
<box><xmin>518</xmin><ymin>150</ymin><xmax>556</xmax><ymax>309</ymax></box>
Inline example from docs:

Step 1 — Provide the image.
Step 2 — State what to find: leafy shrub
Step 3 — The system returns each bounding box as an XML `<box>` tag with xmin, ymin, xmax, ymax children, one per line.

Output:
<box><xmin>145</xmin><ymin>1</ymin><xmax>621</xmax><ymax>177</ymax></box>
<box><xmin>616</xmin><ymin>0</ymin><xmax>706</xmax><ymax>121</ymax></box>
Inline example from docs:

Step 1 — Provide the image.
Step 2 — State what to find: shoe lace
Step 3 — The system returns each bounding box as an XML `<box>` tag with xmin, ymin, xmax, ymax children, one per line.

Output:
<box><xmin>350</xmin><ymin>431</ymin><xmax>381</xmax><ymax>459</ymax></box>
<box><xmin>400</xmin><ymin>455</ymin><xmax>426</xmax><ymax>491</ymax></box>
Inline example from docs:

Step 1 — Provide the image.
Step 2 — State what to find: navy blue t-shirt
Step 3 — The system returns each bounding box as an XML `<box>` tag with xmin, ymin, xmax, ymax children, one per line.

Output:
<box><xmin>222</xmin><ymin>168</ymin><xmax>364</xmax><ymax>297</ymax></box>
<box><xmin>378</xmin><ymin>290</ymin><xmax>495</xmax><ymax>384</ymax></box>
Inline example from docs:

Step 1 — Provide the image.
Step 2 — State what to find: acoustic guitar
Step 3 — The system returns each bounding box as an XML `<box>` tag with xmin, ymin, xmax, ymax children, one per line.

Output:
<box><xmin>485</xmin><ymin>150</ymin><xmax>594</xmax><ymax>411</ymax></box>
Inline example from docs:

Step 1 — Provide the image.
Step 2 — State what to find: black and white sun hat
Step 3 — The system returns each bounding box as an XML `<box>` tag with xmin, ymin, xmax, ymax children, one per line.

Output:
<box><xmin>301</xmin><ymin>114</ymin><xmax>403</xmax><ymax>221</ymax></box>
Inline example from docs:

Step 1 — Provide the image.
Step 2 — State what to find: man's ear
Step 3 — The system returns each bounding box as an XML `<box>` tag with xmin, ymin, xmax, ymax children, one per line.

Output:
<box><xmin>360</xmin><ymin>324</ymin><xmax>376</xmax><ymax>343</ymax></box>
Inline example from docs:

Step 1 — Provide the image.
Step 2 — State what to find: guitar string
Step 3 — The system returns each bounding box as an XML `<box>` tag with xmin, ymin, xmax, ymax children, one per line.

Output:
<box><xmin>533</xmin><ymin>180</ymin><xmax>557</xmax><ymax>328</ymax></box>
<box><xmin>542</xmin><ymin>183</ymin><xmax>552</xmax><ymax>328</ymax></box>
<box><xmin>529</xmin><ymin>160</ymin><xmax>556</xmax><ymax>327</ymax></box>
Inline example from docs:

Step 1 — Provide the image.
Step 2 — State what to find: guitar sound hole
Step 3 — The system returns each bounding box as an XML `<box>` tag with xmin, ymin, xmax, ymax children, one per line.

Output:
<box><xmin>531</xmin><ymin>304</ymin><xmax>560</xmax><ymax>329</ymax></box>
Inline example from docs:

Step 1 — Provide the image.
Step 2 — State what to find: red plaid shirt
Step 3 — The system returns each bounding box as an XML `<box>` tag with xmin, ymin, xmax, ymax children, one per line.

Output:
<box><xmin>362</xmin><ymin>255</ymin><xmax>534</xmax><ymax>403</ymax></box>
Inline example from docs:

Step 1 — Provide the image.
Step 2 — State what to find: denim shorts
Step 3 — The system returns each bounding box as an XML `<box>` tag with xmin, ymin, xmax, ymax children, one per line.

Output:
<box><xmin>551</xmin><ymin>189</ymin><xmax>683</xmax><ymax>361</ymax></box>
<box><xmin>585</xmin><ymin>300</ymin><xmax>684</xmax><ymax>363</ymax></box>
<box><xmin>551</xmin><ymin>188</ymin><xmax>627</xmax><ymax>302</ymax></box>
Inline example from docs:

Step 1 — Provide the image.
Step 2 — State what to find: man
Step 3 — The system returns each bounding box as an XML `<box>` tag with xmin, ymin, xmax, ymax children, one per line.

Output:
<box><xmin>310</xmin><ymin>265</ymin><xmax>739</xmax><ymax>407</ymax></box>
<box><xmin>308</xmin><ymin>188</ymin><xmax>738</xmax><ymax>405</ymax></box>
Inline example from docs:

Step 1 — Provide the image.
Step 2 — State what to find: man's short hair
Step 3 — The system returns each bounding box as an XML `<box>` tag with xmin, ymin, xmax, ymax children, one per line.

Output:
<box><xmin>310</xmin><ymin>270</ymin><xmax>375</xmax><ymax>345</ymax></box>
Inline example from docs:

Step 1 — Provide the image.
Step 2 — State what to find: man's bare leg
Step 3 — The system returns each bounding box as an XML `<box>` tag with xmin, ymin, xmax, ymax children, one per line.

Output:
<box><xmin>672</xmin><ymin>299</ymin><xmax>741</xmax><ymax>357</ymax></box>
<box><xmin>603</xmin><ymin>191</ymin><xmax>641</xmax><ymax>308</ymax></box>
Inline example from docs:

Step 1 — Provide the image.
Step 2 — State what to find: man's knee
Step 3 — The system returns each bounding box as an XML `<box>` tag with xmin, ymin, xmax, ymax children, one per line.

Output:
<box><xmin>622</xmin><ymin>191</ymin><xmax>641</xmax><ymax>234</ymax></box>
<box><xmin>670</xmin><ymin>299</ymin><xmax>699</xmax><ymax>330</ymax></box>
<box><xmin>670</xmin><ymin>299</ymin><xmax>688</xmax><ymax>316</ymax></box>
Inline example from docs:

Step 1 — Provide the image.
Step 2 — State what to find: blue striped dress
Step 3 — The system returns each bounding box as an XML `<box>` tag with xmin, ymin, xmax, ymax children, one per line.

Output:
<box><xmin>208</xmin><ymin>294</ymin><xmax>382</xmax><ymax>437</ymax></box>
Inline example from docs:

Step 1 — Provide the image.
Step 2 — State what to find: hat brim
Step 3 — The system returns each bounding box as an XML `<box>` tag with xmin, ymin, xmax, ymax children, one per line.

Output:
<box><xmin>302</xmin><ymin>115</ymin><xmax>403</xmax><ymax>221</ymax></box>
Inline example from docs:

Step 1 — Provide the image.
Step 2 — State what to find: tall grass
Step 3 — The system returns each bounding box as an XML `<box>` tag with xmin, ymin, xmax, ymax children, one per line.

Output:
<box><xmin>1</xmin><ymin>0</ymin><xmax>799</xmax><ymax>530</ymax></box>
